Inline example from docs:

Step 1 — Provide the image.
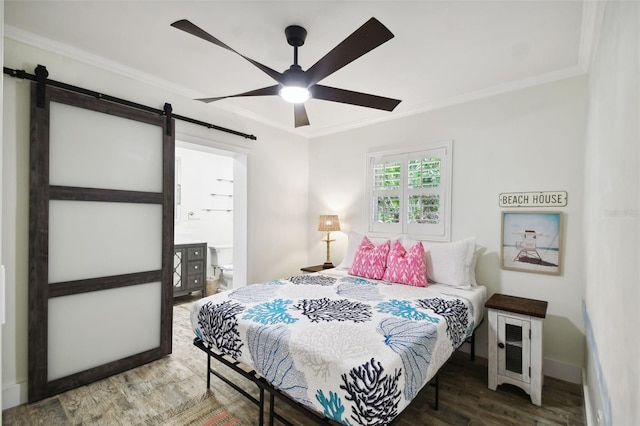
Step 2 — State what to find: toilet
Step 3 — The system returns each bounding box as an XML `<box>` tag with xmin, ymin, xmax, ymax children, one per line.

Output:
<box><xmin>209</xmin><ymin>245</ymin><xmax>233</xmax><ymax>291</ymax></box>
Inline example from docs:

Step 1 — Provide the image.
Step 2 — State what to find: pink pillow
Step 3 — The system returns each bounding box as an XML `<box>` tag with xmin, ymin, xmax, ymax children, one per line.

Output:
<box><xmin>383</xmin><ymin>240</ymin><xmax>427</xmax><ymax>287</ymax></box>
<box><xmin>349</xmin><ymin>237</ymin><xmax>390</xmax><ymax>280</ymax></box>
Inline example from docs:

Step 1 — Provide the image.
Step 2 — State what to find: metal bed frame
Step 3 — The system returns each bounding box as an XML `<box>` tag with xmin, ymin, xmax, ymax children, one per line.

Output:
<box><xmin>192</xmin><ymin>322</ymin><xmax>481</xmax><ymax>426</ymax></box>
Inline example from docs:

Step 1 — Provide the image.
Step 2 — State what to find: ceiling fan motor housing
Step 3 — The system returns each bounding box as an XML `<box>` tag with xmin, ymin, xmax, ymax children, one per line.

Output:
<box><xmin>282</xmin><ymin>65</ymin><xmax>307</xmax><ymax>87</ymax></box>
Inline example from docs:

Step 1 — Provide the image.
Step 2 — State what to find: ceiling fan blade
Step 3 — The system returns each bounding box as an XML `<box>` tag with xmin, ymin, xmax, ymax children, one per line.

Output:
<box><xmin>311</xmin><ymin>85</ymin><xmax>401</xmax><ymax>111</ymax></box>
<box><xmin>172</xmin><ymin>19</ymin><xmax>284</xmax><ymax>84</ymax></box>
<box><xmin>305</xmin><ymin>17</ymin><xmax>394</xmax><ymax>86</ymax></box>
<box><xmin>196</xmin><ymin>85</ymin><xmax>281</xmax><ymax>103</ymax></box>
<box><xmin>294</xmin><ymin>103</ymin><xmax>310</xmax><ymax>128</ymax></box>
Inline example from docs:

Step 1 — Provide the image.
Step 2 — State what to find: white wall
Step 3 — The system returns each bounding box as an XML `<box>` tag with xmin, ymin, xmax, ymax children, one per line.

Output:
<box><xmin>308</xmin><ymin>76</ymin><xmax>588</xmax><ymax>383</ymax></box>
<box><xmin>175</xmin><ymin>145</ymin><xmax>234</xmax><ymax>245</ymax></box>
<box><xmin>1</xmin><ymin>67</ymin><xmax>29</xmax><ymax>409</ymax></box>
<box><xmin>583</xmin><ymin>2</ymin><xmax>640</xmax><ymax>425</ymax></box>
<box><xmin>1</xmin><ymin>37</ymin><xmax>309</xmax><ymax>408</ymax></box>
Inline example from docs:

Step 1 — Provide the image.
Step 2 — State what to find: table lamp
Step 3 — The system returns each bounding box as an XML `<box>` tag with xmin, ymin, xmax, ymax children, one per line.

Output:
<box><xmin>318</xmin><ymin>215</ymin><xmax>340</xmax><ymax>268</ymax></box>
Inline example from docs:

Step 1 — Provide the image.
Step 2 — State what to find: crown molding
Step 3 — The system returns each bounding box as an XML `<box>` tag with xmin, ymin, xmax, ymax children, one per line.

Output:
<box><xmin>4</xmin><ymin>25</ymin><xmax>204</xmax><ymax>99</ymax></box>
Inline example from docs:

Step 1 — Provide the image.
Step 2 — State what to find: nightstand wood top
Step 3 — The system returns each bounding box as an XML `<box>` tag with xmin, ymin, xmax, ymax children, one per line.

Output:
<box><xmin>485</xmin><ymin>293</ymin><xmax>548</xmax><ymax>318</ymax></box>
<box><xmin>300</xmin><ymin>265</ymin><xmax>334</xmax><ymax>273</ymax></box>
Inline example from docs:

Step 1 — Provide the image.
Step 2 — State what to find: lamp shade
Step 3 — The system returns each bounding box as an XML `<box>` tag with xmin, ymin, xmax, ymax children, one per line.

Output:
<box><xmin>318</xmin><ymin>215</ymin><xmax>340</xmax><ymax>232</ymax></box>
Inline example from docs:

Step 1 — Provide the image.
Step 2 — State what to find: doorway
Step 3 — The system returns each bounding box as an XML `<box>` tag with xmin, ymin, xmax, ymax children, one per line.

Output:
<box><xmin>174</xmin><ymin>140</ymin><xmax>247</xmax><ymax>296</ymax></box>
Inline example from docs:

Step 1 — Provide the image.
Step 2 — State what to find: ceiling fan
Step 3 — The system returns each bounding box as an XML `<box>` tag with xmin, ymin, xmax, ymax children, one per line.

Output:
<box><xmin>171</xmin><ymin>17</ymin><xmax>401</xmax><ymax>128</ymax></box>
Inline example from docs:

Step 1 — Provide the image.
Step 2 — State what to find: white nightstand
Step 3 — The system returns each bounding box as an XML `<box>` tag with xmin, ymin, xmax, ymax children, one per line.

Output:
<box><xmin>485</xmin><ymin>293</ymin><xmax>548</xmax><ymax>406</ymax></box>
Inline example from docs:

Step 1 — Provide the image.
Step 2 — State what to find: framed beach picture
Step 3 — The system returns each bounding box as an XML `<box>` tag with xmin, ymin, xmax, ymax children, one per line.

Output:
<box><xmin>501</xmin><ymin>211</ymin><xmax>563</xmax><ymax>275</ymax></box>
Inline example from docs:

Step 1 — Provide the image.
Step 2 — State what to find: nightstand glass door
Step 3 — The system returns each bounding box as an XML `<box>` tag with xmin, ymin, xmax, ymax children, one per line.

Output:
<box><xmin>498</xmin><ymin>315</ymin><xmax>531</xmax><ymax>383</ymax></box>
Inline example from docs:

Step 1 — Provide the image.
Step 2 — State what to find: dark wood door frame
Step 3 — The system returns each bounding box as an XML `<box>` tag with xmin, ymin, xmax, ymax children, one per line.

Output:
<box><xmin>28</xmin><ymin>83</ymin><xmax>174</xmax><ymax>402</ymax></box>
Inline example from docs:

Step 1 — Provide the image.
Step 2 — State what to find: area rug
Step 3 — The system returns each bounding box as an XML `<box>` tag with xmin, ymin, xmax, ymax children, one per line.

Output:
<box><xmin>138</xmin><ymin>392</ymin><xmax>244</xmax><ymax>426</ymax></box>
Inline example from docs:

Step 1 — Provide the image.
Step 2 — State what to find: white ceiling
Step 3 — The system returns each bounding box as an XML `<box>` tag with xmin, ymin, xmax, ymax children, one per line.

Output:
<box><xmin>5</xmin><ymin>1</ymin><xmax>595</xmax><ymax>138</ymax></box>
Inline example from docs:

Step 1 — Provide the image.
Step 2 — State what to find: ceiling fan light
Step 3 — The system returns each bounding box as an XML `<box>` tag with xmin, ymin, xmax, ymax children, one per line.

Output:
<box><xmin>280</xmin><ymin>86</ymin><xmax>310</xmax><ymax>104</ymax></box>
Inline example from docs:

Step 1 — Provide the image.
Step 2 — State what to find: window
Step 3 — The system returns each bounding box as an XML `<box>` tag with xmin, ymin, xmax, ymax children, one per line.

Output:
<box><xmin>367</xmin><ymin>141</ymin><xmax>452</xmax><ymax>241</ymax></box>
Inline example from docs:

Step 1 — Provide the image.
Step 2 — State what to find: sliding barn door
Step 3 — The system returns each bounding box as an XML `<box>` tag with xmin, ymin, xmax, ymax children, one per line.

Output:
<box><xmin>29</xmin><ymin>84</ymin><xmax>174</xmax><ymax>401</ymax></box>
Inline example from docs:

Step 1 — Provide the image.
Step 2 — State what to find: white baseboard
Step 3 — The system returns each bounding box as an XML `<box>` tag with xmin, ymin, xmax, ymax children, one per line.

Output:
<box><xmin>459</xmin><ymin>343</ymin><xmax>582</xmax><ymax>385</ymax></box>
<box><xmin>2</xmin><ymin>381</ymin><xmax>27</xmax><ymax>410</ymax></box>
<box><xmin>544</xmin><ymin>358</ymin><xmax>582</xmax><ymax>384</ymax></box>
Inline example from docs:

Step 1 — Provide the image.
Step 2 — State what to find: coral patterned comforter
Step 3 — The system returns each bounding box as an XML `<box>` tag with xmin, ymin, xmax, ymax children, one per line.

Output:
<box><xmin>191</xmin><ymin>271</ymin><xmax>482</xmax><ymax>425</ymax></box>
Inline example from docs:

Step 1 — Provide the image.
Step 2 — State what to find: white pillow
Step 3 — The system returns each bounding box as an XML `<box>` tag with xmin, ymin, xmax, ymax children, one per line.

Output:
<box><xmin>469</xmin><ymin>245</ymin><xmax>485</xmax><ymax>286</ymax></box>
<box><xmin>402</xmin><ymin>236</ymin><xmax>479</xmax><ymax>287</ymax></box>
<box><xmin>336</xmin><ymin>231</ymin><xmax>392</xmax><ymax>270</ymax></box>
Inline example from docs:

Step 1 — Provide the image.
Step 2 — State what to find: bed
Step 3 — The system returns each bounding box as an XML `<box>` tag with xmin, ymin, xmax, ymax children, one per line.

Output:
<box><xmin>190</xmin><ymin>235</ymin><xmax>486</xmax><ymax>425</ymax></box>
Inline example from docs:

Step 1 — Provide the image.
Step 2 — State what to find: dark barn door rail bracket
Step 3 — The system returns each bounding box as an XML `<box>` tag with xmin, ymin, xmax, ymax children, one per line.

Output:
<box><xmin>4</xmin><ymin>65</ymin><xmax>257</xmax><ymax>141</ymax></box>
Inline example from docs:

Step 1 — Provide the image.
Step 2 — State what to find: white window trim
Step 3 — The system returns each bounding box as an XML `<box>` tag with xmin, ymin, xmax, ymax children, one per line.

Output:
<box><xmin>365</xmin><ymin>140</ymin><xmax>453</xmax><ymax>242</ymax></box>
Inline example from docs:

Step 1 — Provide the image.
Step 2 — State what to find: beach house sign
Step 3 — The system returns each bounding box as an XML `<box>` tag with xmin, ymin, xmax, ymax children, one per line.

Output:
<box><xmin>499</xmin><ymin>191</ymin><xmax>567</xmax><ymax>208</ymax></box>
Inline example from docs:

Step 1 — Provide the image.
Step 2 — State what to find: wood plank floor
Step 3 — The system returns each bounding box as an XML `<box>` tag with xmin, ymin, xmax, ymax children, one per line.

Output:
<box><xmin>2</xmin><ymin>295</ymin><xmax>585</xmax><ymax>425</ymax></box>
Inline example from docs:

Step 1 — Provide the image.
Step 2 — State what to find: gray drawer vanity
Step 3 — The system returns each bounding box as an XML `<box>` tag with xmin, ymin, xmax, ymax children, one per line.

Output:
<box><xmin>173</xmin><ymin>242</ymin><xmax>207</xmax><ymax>297</ymax></box>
